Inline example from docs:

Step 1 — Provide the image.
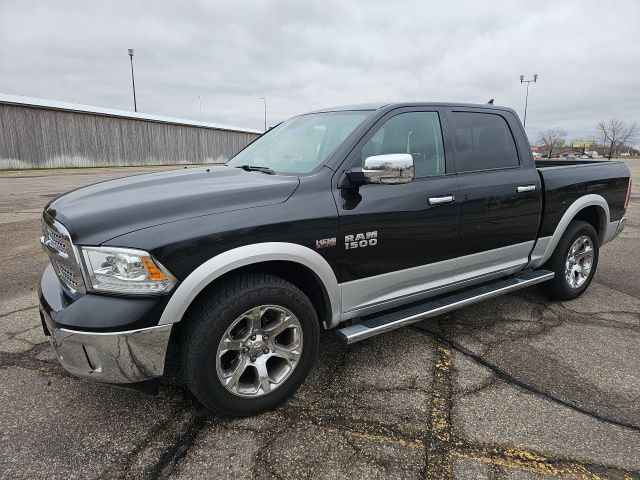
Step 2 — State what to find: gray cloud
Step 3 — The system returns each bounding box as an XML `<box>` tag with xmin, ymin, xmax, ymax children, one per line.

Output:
<box><xmin>1</xmin><ymin>0</ymin><xmax>638</xmax><ymax>142</ymax></box>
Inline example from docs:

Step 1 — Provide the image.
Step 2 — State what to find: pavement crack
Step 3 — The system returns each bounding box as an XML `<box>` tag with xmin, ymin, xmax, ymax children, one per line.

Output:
<box><xmin>272</xmin><ymin>405</ymin><xmax>424</xmax><ymax>446</ymax></box>
<box><xmin>563</xmin><ymin>310</ymin><xmax>640</xmax><ymax>333</ymax></box>
<box><xmin>411</xmin><ymin>325</ymin><xmax>640</xmax><ymax>433</ymax></box>
<box><xmin>251</xmin><ymin>412</ymin><xmax>298</xmax><ymax>480</ymax></box>
<box><xmin>451</xmin><ymin>443</ymin><xmax>640</xmax><ymax>480</ymax></box>
<box><xmin>456</xmin><ymin>374</ymin><xmax>498</xmax><ymax>398</ymax></box>
<box><xmin>0</xmin><ymin>305</ymin><xmax>38</xmax><ymax>319</ymax></box>
<box><xmin>143</xmin><ymin>406</ymin><xmax>209</xmax><ymax>480</ymax></box>
<box><xmin>0</xmin><ymin>342</ymin><xmax>53</xmax><ymax>369</ymax></box>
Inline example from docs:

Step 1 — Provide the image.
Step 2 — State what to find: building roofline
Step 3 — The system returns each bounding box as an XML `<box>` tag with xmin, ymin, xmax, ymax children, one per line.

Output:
<box><xmin>0</xmin><ymin>93</ymin><xmax>262</xmax><ymax>134</ymax></box>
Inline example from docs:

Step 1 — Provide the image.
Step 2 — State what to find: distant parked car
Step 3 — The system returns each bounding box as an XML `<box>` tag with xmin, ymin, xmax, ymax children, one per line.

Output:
<box><xmin>566</xmin><ymin>154</ymin><xmax>576</xmax><ymax>160</ymax></box>
<box><xmin>580</xmin><ymin>155</ymin><xmax>589</xmax><ymax>159</ymax></box>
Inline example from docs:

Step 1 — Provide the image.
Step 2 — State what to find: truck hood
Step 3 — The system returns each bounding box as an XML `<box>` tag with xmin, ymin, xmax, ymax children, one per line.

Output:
<box><xmin>46</xmin><ymin>166</ymin><xmax>300</xmax><ymax>245</ymax></box>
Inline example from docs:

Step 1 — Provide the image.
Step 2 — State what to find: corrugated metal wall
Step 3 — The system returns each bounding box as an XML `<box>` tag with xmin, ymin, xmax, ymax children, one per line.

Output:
<box><xmin>0</xmin><ymin>101</ymin><xmax>260</xmax><ymax>169</ymax></box>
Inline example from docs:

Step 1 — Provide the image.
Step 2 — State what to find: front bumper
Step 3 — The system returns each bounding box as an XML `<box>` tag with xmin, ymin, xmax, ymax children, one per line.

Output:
<box><xmin>39</xmin><ymin>265</ymin><xmax>172</xmax><ymax>384</ymax></box>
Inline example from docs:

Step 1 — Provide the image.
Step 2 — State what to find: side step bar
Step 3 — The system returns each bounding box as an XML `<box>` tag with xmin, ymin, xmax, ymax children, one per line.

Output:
<box><xmin>336</xmin><ymin>270</ymin><xmax>554</xmax><ymax>345</ymax></box>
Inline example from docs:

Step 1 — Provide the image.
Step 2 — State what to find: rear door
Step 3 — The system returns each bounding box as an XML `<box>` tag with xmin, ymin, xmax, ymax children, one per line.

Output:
<box><xmin>334</xmin><ymin>107</ymin><xmax>460</xmax><ymax>316</ymax></box>
<box><xmin>446</xmin><ymin>108</ymin><xmax>541</xmax><ymax>282</ymax></box>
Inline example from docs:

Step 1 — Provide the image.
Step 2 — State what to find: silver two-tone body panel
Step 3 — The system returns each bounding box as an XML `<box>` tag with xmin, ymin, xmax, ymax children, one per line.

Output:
<box><xmin>339</xmin><ymin>241</ymin><xmax>534</xmax><ymax>321</ymax></box>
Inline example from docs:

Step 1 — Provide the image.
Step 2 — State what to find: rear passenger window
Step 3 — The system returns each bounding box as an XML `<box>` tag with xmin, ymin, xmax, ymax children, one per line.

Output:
<box><xmin>359</xmin><ymin>112</ymin><xmax>445</xmax><ymax>178</ymax></box>
<box><xmin>451</xmin><ymin>112</ymin><xmax>519</xmax><ymax>172</ymax></box>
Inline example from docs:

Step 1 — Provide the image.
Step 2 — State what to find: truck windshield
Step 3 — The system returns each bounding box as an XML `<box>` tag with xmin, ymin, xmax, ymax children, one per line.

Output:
<box><xmin>227</xmin><ymin>111</ymin><xmax>369</xmax><ymax>174</ymax></box>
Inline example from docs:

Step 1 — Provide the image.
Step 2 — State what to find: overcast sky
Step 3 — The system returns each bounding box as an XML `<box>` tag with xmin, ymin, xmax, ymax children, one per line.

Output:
<box><xmin>1</xmin><ymin>0</ymin><xmax>638</xmax><ymax>142</ymax></box>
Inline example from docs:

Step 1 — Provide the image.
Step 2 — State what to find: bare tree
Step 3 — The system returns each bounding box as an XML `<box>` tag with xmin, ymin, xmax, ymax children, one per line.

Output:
<box><xmin>596</xmin><ymin>119</ymin><xmax>639</xmax><ymax>159</ymax></box>
<box><xmin>537</xmin><ymin>128</ymin><xmax>567</xmax><ymax>158</ymax></box>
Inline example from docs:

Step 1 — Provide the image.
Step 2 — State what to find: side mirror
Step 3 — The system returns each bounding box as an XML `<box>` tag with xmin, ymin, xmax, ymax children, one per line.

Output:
<box><xmin>347</xmin><ymin>153</ymin><xmax>414</xmax><ymax>185</ymax></box>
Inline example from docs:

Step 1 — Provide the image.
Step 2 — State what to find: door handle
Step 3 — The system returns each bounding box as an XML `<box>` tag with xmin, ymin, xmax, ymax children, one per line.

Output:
<box><xmin>428</xmin><ymin>195</ymin><xmax>455</xmax><ymax>205</ymax></box>
<box><xmin>517</xmin><ymin>185</ymin><xmax>536</xmax><ymax>193</ymax></box>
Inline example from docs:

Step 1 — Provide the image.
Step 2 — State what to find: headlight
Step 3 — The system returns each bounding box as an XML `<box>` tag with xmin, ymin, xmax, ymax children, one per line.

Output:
<box><xmin>80</xmin><ymin>246</ymin><xmax>177</xmax><ymax>295</ymax></box>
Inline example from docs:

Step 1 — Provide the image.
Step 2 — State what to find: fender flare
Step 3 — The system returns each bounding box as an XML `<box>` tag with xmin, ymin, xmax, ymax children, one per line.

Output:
<box><xmin>527</xmin><ymin>194</ymin><xmax>609</xmax><ymax>269</ymax></box>
<box><xmin>158</xmin><ymin>242</ymin><xmax>341</xmax><ymax>326</ymax></box>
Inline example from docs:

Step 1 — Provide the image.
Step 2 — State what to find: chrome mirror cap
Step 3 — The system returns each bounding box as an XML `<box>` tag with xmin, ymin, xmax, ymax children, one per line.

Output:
<box><xmin>362</xmin><ymin>153</ymin><xmax>414</xmax><ymax>184</ymax></box>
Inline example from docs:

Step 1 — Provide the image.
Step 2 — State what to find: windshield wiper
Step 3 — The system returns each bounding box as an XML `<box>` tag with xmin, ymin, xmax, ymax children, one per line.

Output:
<box><xmin>235</xmin><ymin>165</ymin><xmax>276</xmax><ymax>175</ymax></box>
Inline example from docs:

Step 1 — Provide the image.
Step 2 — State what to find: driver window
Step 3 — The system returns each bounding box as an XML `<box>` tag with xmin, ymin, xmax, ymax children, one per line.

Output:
<box><xmin>359</xmin><ymin>112</ymin><xmax>445</xmax><ymax>178</ymax></box>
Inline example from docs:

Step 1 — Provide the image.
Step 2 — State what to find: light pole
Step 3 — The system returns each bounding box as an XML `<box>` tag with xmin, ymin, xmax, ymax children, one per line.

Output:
<box><xmin>519</xmin><ymin>74</ymin><xmax>538</xmax><ymax>128</ymax></box>
<box><xmin>260</xmin><ymin>97</ymin><xmax>267</xmax><ymax>132</ymax></box>
<box><xmin>128</xmin><ymin>49</ymin><xmax>137</xmax><ymax>112</ymax></box>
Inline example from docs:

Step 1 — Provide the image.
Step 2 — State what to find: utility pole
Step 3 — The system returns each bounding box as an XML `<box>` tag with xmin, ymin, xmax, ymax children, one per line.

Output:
<box><xmin>128</xmin><ymin>49</ymin><xmax>137</xmax><ymax>112</ymax></box>
<box><xmin>260</xmin><ymin>97</ymin><xmax>267</xmax><ymax>132</ymax></box>
<box><xmin>519</xmin><ymin>74</ymin><xmax>538</xmax><ymax>128</ymax></box>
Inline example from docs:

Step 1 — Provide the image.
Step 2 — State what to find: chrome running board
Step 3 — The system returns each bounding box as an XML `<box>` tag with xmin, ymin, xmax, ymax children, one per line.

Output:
<box><xmin>335</xmin><ymin>270</ymin><xmax>554</xmax><ymax>345</ymax></box>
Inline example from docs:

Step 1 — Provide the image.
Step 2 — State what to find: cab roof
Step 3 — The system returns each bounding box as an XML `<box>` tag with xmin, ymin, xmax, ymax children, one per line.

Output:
<box><xmin>307</xmin><ymin>102</ymin><xmax>516</xmax><ymax>115</ymax></box>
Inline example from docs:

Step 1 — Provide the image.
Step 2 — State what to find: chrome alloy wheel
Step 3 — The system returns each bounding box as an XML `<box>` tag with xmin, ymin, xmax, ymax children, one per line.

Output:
<box><xmin>216</xmin><ymin>305</ymin><xmax>303</xmax><ymax>397</ymax></box>
<box><xmin>565</xmin><ymin>235</ymin><xmax>594</xmax><ymax>289</ymax></box>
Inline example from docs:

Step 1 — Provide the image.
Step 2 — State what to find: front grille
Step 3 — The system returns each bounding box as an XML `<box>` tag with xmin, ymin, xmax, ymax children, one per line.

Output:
<box><xmin>45</xmin><ymin>227</ymin><xmax>68</xmax><ymax>255</ymax></box>
<box><xmin>56</xmin><ymin>260</ymin><xmax>79</xmax><ymax>290</ymax></box>
<box><xmin>41</xmin><ymin>213</ymin><xmax>86</xmax><ymax>294</ymax></box>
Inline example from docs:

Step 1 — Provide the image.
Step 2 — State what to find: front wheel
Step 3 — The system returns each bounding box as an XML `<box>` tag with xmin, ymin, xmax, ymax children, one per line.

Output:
<box><xmin>539</xmin><ymin>220</ymin><xmax>599</xmax><ymax>300</ymax></box>
<box><xmin>181</xmin><ymin>274</ymin><xmax>319</xmax><ymax>416</ymax></box>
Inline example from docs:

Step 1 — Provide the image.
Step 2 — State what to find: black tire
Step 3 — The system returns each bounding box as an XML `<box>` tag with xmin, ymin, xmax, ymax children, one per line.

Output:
<box><xmin>181</xmin><ymin>273</ymin><xmax>319</xmax><ymax>416</ymax></box>
<box><xmin>539</xmin><ymin>220</ymin><xmax>599</xmax><ymax>300</ymax></box>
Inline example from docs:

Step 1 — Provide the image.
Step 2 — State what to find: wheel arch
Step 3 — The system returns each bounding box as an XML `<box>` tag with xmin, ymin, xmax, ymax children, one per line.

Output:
<box><xmin>573</xmin><ymin>205</ymin><xmax>606</xmax><ymax>241</ymax></box>
<box><xmin>528</xmin><ymin>194</ymin><xmax>609</xmax><ymax>269</ymax></box>
<box><xmin>158</xmin><ymin>243</ymin><xmax>341</xmax><ymax>329</ymax></box>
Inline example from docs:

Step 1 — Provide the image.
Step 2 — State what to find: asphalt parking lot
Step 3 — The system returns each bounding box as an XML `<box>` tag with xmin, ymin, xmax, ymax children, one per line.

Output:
<box><xmin>1</xmin><ymin>162</ymin><xmax>639</xmax><ymax>480</ymax></box>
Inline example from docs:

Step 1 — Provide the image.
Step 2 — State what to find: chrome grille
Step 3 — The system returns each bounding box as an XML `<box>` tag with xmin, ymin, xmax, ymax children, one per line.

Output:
<box><xmin>45</xmin><ymin>227</ymin><xmax>68</xmax><ymax>255</ymax></box>
<box><xmin>56</xmin><ymin>260</ymin><xmax>79</xmax><ymax>290</ymax></box>
<box><xmin>41</xmin><ymin>213</ymin><xmax>86</xmax><ymax>294</ymax></box>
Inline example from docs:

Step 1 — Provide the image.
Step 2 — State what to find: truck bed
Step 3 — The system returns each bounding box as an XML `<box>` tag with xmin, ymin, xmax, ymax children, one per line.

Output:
<box><xmin>534</xmin><ymin>159</ymin><xmax>630</xmax><ymax>242</ymax></box>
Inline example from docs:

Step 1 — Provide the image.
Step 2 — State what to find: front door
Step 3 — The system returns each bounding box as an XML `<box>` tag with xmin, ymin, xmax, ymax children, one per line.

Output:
<box><xmin>334</xmin><ymin>108</ymin><xmax>460</xmax><ymax>316</ymax></box>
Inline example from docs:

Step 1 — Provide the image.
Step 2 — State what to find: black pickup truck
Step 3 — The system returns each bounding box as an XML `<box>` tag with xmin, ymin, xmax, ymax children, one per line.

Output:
<box><xmin>39</xmin><ymin>102</ymin><xmax>631</xmax><ymax>416</ymax></box>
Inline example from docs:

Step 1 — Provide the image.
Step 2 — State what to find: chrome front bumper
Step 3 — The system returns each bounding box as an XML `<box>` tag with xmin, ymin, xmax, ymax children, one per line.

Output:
<box><xmin>41</xmin><ymin>308</ymin><xmax>172</xmax><ymax>384</ymax></box>
<box><xmin>39</xmin><ymin>263</ymin><xmax>173</xmax><ymax>384</ymax></box>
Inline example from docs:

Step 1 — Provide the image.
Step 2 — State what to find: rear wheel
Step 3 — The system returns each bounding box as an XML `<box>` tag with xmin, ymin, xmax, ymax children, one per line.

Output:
<box><xmin>181</xmin><ymin>273</ymin><xmax>319</xmax><ymax>416</ymax></box>
<box><xmin>539</xmin><ymin>220</ymin><xmax>599</xmax><ymax>300</ymax></box>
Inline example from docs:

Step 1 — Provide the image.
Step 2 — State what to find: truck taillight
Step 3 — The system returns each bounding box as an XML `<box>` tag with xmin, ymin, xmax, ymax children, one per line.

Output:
<box><xmin>625</xmin><ymin>178</ymin><xmax>632</xmax><ymax>209</ymax></box>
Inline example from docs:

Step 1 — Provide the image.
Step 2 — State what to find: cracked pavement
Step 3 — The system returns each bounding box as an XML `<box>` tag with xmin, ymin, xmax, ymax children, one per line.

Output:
<box><xmin>1</xmin><ymin>163</ymin><xmax>639</xmax><ymax>479</ymax></box>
